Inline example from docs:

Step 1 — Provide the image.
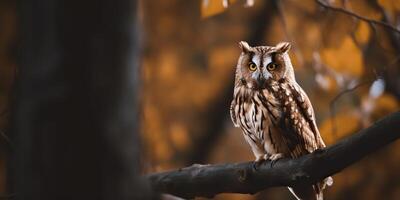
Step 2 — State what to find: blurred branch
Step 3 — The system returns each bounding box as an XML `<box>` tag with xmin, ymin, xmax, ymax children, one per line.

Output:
<box><xmin>248</xmin><ymin>1</ymin><xmax>275</xmax><ymax>45</ymax></box>
<box><xmin>274</xmin><ymin>0</ymin><xmax>304</xmax><ymax>66</ymax></box>
<box><xmin>329</xmin><ymin>79</ymin><xmax>376</xmax><ymax>136</ymax></box>
<box><xmin>147</xmin><ymin>112</ymin><xmax>400</xmax><ymax>198</ymax></box>
<box><xmin>185</xmin><ymin>1</ymin><xmax>275</xmax><ymax>164</ymax></box>
<box><xmin>316</xmin><ymin>0</ymin><xmax>400</xmax><ymax>35</ymax></box>
<box><xmin>373</xmin><ymin>2</ymin><xmax>400</xmax><ymax>99</ymax></box>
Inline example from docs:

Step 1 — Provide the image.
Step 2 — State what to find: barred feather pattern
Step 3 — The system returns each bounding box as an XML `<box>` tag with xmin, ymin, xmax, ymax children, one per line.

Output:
<box><xmin>231</xmin><ymin>41</ymin><xmax>332</xmax><ymax>200</ymax></box>
<box><xmin>231</xmin><ymin>78</ymin><xmax>330</xmax><ymax>200</ymax></box>
<box><xmin>230</xmin><ymin>78</ymin><xmax>325</xmax><ymax>160</ymax></box>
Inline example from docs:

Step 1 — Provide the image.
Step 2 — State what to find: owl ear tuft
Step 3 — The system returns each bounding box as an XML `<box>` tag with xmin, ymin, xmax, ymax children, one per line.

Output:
<box><xmin>239</xmin><ymin>41</ymin><xmax>251</xmax><ymax>53</ymax></box>
<box><xmin>276</xmin><ymin>42</ymin><xmax>291</xmax><ymax>53</ymax></box>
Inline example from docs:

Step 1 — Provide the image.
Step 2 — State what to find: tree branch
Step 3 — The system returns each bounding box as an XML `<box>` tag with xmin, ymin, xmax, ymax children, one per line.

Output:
<box><xmin>316</xmin><ymin>0</ymin><xmax>400</xmax><ymax>35</ymax></box>
<box><xmin>329</xmin><ymin>79</ymin><xmax>376</xmax><ymax>137</ymax></box>
<box><xmin>185</xmin><ymin>0</ymin><xmax>275</xmax><ymax>164</ymax></box>
<box><xmin>146</xmin><ymin>112</ymin><xmax>400</xmax><ymax>198</ymax></box>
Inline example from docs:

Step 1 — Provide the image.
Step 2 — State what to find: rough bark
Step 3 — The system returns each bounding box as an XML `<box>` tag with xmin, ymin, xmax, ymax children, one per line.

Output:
<box><xmin>147</xmin><ymin>112</ymin><xmax>400</xmax><ymax>199</ymax></box>
<box><xmin>11</xmin><ymin>0</ymin><xmax>152</xmax><ymax>199</ymax></box>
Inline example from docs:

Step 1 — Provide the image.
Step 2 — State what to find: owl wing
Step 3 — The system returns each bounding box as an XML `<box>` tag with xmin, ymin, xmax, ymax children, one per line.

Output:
<box><xmin>279</xmin><ymin>83</ymin><xmax>325</xmax><ymax>158</ymax></box>
<box><xmin>230</xmin><ymin>100</ymin><xmax>240</xmax><ymax>127</ymax></box>
<box><xmin>294</xmin><ymin>84</ymin><xmax>326</xmax><ymax>148</ymax></box>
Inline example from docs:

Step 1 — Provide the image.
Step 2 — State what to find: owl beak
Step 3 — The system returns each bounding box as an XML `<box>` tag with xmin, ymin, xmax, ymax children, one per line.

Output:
<box><xmin>257</xmin><ymin>75</ymin><xmax>267</xmax><ymax>88</ymax></box>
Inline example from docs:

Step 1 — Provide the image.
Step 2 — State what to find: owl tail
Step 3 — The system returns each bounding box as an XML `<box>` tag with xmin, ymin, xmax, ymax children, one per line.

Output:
<box><xmin>288</xmin><ymin>176</ymin><xmax>333</xmax><ymax>200</ymax></box>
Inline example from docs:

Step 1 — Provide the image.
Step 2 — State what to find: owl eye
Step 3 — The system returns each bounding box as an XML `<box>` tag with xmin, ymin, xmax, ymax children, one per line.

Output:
<box><xmin>248</xmin><ymin>62</ymin><xmax>257</xmax><ymax>71</ymax></box>
<box><xmin>267</xmin><ymin>63</ymin><xmax>278</xmax><ymax>71</ymax></box>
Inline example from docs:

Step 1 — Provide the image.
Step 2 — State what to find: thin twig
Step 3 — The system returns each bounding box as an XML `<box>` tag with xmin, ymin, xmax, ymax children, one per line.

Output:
<box><xmin>329</xmin><ymin>53</ymin><xmax>400</xmax><ymax>137</ymax></box>
<box><xmin>316</xmin><ymin>0</ymin><xmax>400</xmax><ymax>35</ymax></box>
<box><xmin>381</xmin><ymin>54</ymin><xmax>400</xmax><ymax>74</ymax></box>
<box><xmin>368</xmin><ymin>20</ymin><xmax>389</xmax><ymax>52</ymax></box>
<box><xmin>329</xmin><ymin>80</ymin><xmax>373</xmax><ymax>137</ymax></box>
<box><xmin>274</xmin><ymin>0</ymin><xmax>304</xmax><ymax>67</ymax></box>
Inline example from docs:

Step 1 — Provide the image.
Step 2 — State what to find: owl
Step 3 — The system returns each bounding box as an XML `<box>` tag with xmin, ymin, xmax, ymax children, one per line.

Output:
<box><xmin>230</xmin><ymin>41</ymin><xmax>332</xmax><ymax>200</ymax></box>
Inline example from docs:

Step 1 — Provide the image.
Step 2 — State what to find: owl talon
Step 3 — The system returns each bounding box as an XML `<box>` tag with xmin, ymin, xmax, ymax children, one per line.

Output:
<box><xmin>252</xmin><ymin>157</ymin><xmax>266</xmax><ymax>171</ymax></box>
<box><xmin>270</xmin><ymin>159</ymin><xmax>278</xmax><ymax>168</ymax></box>
<box><xmin>252</xmin><ymin>161</ymin><xmax>261</xmax><ymax>171</ymax></box>
<box><xmin>232</xmin><ymin>43</ymin><xmax>329</xmax><ymax>200</ymax></box>
<box><xmin>268</xmin><ymin>153</ymin><xmax>284</xmax><ymax>168</ymax></box>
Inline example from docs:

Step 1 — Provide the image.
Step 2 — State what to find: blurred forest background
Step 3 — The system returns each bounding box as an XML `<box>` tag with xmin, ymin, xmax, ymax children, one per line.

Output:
<box><xmin>1</xmin><ymin>0</ymin><xmax>400</xmax><ymax>199</ymax></box>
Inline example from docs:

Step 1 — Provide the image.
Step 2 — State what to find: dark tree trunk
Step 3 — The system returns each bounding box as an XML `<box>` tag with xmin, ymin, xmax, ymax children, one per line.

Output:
<box><xmin>11</xmin><ymin>0</ymin><xmax>152</xmax><ymax>199</ymax></box>
<box><xmin>185</xmin><ymin>0</ymin><xmax>276</xmax><ymax>165</ymax></box>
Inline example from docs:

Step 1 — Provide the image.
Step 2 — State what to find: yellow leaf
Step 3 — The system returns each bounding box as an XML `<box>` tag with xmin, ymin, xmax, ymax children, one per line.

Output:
<box><xmin>349</xmin><ymin>0</ymin><xmax>382</xmax><ymax>20</ymax></box>
<box><xmin>321</xmin><ymin>36</ymin><xmax>364</xmax><ymax>77</ymax></box>
<box><xmin>201</xmin><ymin>0</ymin><xmax>232</xmax><ymax>18</ymax></box>
<box><xmin>155</xmin><ymin>141</ymin><xmax>173</xmax><ymax>162</ymax></box>
<box><xmin>371</xmin><ymin>93</ymin><xmax>400</xmax><ymax>119</ymax></box>
<box><xmin>170</xmin><ymin>122</ymin><xmax>190</xmax><ymax>151</ymax></box>
<box><xmin>319</xmin><ymin>111</ymin><xmax>360</xmax><ymax>144</ymax></box>
<box><xmin>378</xmin><ymin>0</ymin><xmax>400</xmax><ymax>12</ymax></box>
<box><xmin>158</xmin><ymin>51</ymin><xmax>178</xmax><ymax>82</ymax></box>
<box><xmin>321</xmin><ymin>13</ymin><xmax>354</xmax><ymax>48</ymax></box>
<box><xmin>355</xmin><ymin>21</ymin><xmax>370</xmax><ymax>45</ymax></box>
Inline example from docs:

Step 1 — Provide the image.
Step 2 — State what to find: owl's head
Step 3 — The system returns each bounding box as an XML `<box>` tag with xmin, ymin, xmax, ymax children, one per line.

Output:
<box><xmin>235</xmin><ymin>41</ymin><xmax>295</xmax><ymax>90</ymax></box>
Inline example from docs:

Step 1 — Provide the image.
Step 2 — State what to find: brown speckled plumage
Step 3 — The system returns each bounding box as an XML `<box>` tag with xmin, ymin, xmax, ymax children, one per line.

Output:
<box><xmin>230</xmin><ymin>41</ymin><xmax>332</xmax><ymax>200</ymax></box>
